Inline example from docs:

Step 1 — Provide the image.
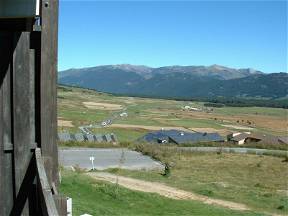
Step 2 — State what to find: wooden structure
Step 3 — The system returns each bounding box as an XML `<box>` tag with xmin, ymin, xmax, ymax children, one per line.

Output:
<box><xmin>0</xmin><ymin>0</ymin><xmax>66</xmax><ymax>215</ymax></box>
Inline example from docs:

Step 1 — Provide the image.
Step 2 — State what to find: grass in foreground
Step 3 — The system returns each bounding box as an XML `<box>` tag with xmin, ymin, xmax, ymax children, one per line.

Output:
<box><xmin>60</xmin><ymin>170</ymin><xmax>264</xmax><ymax>216</ymax></box>
<box><xmin>107</xmin><ymin>144</ymin><xmax>288</xmax><ymax>215</ymax></box>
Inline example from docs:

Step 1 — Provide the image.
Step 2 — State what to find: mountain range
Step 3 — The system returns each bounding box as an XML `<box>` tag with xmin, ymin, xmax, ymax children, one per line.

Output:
<box><xmin>58</xmin><ymin>64</ymin><xmax>288</xmax><ymax>99</ymax></box>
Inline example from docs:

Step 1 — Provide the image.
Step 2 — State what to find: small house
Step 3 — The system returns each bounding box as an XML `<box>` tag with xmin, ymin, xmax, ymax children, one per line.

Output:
<box><xmin>229</xmin><ymin>132</ymin><xmax>286</xmax><ymax>145</ymax></box>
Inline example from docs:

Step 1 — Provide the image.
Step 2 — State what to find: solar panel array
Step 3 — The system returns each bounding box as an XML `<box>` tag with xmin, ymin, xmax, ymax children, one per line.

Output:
<box><xmin>57</xmin><ymin>132</ymin><xmax>118</xmax><ymax>143</ymax></box>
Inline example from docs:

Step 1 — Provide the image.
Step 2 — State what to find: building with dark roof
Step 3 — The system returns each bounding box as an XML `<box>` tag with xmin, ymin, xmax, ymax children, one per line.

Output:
<box><xmin>229</xmin><ymin>132</ymin><xmax>287</xmax><ymax>145</ymax></box>
<box><xmin>278</xmin><ymin>137</ymin><xmax>288</xmax><ymax>144</ymax></box>
<box><xmin>139</xmin><ymin>130</ymin><xmax>224</xmax><ymax>144</ymax></box>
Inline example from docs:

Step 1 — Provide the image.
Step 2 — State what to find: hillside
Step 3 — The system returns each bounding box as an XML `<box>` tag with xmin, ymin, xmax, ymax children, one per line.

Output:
<box><xmin>58</xmin><ymin>64</ymin><xmax>287</xmax><ymax>99</ymax></box>
<box><xmin>58</xmin><ymin>86</ymin><xmax>288</xmax><ymax>215</ymax></box>
<box><xmin>57</xmin><ymin>85</ymin><xmax>288</xmax><ymax>145</ymax></box>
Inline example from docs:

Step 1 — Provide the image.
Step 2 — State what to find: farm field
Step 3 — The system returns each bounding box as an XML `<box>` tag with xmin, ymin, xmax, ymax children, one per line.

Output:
<box><xmin>57</xmin><ymin>85</ymin><xmax>288</xmax><ymax>143</ymax></box>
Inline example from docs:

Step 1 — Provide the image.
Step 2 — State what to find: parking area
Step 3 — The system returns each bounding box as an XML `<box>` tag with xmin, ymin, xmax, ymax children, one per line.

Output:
<box><xmin>59</xmin><ymin>148</ymin><xmax>163</xmax><ymax>171</ymax></box>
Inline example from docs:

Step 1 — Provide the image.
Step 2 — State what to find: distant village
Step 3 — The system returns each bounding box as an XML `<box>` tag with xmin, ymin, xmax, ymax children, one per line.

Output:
<box><xmin>58</xmin><ymin>104</ymin><xmax>287</xmax><ymax>146</ymax></box>
<box><xmin>58</xmin><ymin>129</ymin><xmax>288</xmax><ymax>146</ymax></box>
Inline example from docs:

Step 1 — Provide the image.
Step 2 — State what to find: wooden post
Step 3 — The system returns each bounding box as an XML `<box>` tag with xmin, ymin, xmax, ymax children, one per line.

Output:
<box><xmin>40</xmin><ymin>0</ymin><xmax>59</xmax><ymax>187</ymax></box>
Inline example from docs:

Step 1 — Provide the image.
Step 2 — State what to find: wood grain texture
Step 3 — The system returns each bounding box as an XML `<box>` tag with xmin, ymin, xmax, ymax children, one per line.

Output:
<box><xmin>40</xmin><ymin>0</ymin><xmax>59</xmax><ymax>187</ymax></box>
<box><xmin>0</xmin><ymin>32</ymin><xmax>14</xmax><ymax>215</ymax></box>
<box><xmin>54</xmin><ymin>195</ymin><xmax>67</xmax><ymax>216</ymax></box>
<box><xmin>13</xmin><ymin>31</ymin><xmax>35</xmax><ymax>215</ymax></box>
<box><xmin>0</xmin><ymin>0</ymin><xmax>61</xmax><ymax>214</ymax></box>
<box><xmin>36</xmin><ymin>148</ymin><xmax>59</xmax><ymax>216</ymax></box>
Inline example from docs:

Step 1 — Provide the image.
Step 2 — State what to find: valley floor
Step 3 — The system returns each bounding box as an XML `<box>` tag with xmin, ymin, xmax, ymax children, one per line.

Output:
<box><xmin>58</xmin><ymin>86</ymin><xmax>288</xmax><ymax>215</ymax></box>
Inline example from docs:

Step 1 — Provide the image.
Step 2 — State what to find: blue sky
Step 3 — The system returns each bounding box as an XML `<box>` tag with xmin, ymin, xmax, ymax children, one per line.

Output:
<box><xmin>58</xmin><ymin>0</ymin><xmax>287</xmax><ymax>72</ymax></box>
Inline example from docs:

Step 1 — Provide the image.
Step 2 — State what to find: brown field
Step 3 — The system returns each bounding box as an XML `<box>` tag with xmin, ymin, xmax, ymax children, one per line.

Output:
<box><xmin>156</xmin><ymin>109</ymin><xmax>287</xmax><ymax>134</ymax></box>
<box><xmin>58</xmin><ymin>119</ymin><xmax>74</xmax><ymax>127</ymax></box>
<box><xmin>82</xmin><ymin>101</ymin><xmax>123</xmax><ymax>110</ymax></box>
<box><xmin>188</xmin><ymin>128</ymin><xmax>230</xmax><ymax>136</ymax></box>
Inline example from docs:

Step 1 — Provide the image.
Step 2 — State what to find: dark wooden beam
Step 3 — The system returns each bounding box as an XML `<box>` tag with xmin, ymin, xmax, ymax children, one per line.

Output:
<box><xmin>35</xmin><ymin>148</ymin><xmax>59</xmax><ymax>216</ymax></box>
<box><xmin>10</xmin><ymin>154</ymin><xmax>36</xmax><ymax>216</ymax></box>
<box><xmin>0</xmin><ymin>32</ymin><xmax>15</xmax><ymax>215</ymax></box>
<box><xmin>13</xmin><ymin>31</ymin><xmax>36</xmax><ymax>215</ymax></box>
<box><xmin>40</xmin><ymin>0</ymin><xmax>59</xmax><ymax>187</ymax></box>
<box><xmin>0</xmin><ymin>18</ymin><xmax>35</xmax><ymax>32</ymax></box>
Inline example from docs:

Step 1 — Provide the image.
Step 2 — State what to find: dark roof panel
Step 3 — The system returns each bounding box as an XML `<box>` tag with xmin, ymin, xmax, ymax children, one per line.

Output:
<box><xmin>140</xmin><ymin>130</ymin><xmax>224</xmax><ymax>144</ymax></box>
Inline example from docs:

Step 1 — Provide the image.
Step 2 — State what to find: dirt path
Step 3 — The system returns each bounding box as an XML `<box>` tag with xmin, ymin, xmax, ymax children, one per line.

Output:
<box><xmin>87</xmin><ymin>172</ymin><xmax>250</xmax><ymax>211</ymax></box>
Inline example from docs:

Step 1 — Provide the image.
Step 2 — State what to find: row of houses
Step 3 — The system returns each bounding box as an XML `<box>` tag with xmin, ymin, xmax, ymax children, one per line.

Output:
<box><xmin>58</xmin><ymin>132</ymin><xmax>118</xmax><ymax>143</ymax></box>
<box><xmin>139</xmin><ymin>129</ymin><xmax>288</xmax><ymax>145</ymax></box>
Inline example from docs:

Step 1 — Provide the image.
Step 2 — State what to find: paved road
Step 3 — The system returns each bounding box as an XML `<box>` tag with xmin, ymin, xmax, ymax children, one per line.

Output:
<box><xmin>59</xmin><ymin>148</ymin><xmax>163</xmax><ymax>170</ymax></box>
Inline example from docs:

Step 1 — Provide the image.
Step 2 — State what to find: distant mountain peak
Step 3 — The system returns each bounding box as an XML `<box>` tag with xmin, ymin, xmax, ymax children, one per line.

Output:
<box><xmin>111</xmin><ymin>64</ymin><xmax>153</xmax><ymax>74</ymax></box>
<box><xmin>209</xmin><ymin>64</ymin><xmax>231</xmax><ymax>70</ymax></box>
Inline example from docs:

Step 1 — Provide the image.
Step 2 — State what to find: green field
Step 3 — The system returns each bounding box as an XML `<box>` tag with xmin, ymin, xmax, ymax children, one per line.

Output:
<box><xmin>60</xmin><ymin>170</ymin><xmax>265</xmax><ymax>216</ymax></box>
<box><xmin>106</xmin><ymin>145</ymin><xmax>288</xmax><ymax>215</ymax></box>
<box><xmin>57</xmin><ymin>86</ymin><xmax>288</xmax><ymax>143</ymax></box>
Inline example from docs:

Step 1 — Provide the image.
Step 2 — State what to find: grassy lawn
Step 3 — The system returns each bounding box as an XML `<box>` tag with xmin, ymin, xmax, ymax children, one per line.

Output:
<box><xmin>106</xmin><ymin>145</ymin><xmax>288</xmax><ymax>215</ymax></box>
<box><xmin>60</xmin><ymin>170</ymin><xmax>264</xmax><ymax>216</ymax></box>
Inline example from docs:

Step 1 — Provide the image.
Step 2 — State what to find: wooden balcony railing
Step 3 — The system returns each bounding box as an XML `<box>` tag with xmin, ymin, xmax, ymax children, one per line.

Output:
<box><xmin>9</xmin><ymin>148</ymin><xmax>66</xmax><ymax>216</ymax></box>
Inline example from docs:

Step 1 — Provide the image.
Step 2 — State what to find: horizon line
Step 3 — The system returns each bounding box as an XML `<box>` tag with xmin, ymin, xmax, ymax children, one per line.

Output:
<box><xmin>58</xmin><ymin>63</ymin><xmax>286</xmax><ymax>73</ymax></box>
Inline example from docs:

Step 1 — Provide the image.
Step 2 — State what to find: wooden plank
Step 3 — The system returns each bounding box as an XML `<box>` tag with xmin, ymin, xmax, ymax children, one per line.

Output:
<box><xmin>0</xmin><ymin>32</ymin><xmax>15</xmax><ymax>215</ymax></box>
<box><xmin>2</xmin><ymin>43</ymin><xmax>14</xmax><ymax>215</ymax></box>
<box><xmin>40</xmin><ymin>0</ymin><xmax>59</xmax><ymax>187</ymax></box>
<box><xmin>10</xmin><ymin>154</ymin><xmax>36</xmax><ymax>216</ymax></box>
<box><xmin>35</xmin><ymin>148</ymin><xmax>59</xmax><ymax>216</ymax></box>
<box><xmin>54</xmin><ymin>195</ymin><xmax>67</xmax><ymax>216</ymax></box>
<box><xmin>0</xmin><ymin>41</ymin><xmax>4</xmax><ymax>214</ymax></box>
<box><xmin>0</xmin><ymin>76</ymin><xmax>4</xmax><ymax>214</ymax></box>
<box><xmin>13</xmin><ymin>31</ymin><xmax>34</xmax><ymax>215</ymax></box>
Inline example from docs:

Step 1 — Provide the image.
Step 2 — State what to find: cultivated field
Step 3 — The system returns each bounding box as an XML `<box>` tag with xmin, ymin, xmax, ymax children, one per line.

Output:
<box><xmin>58</xmin><ymin>85</ymin><xmax>288</xmax><ymax>143</ymax></box>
